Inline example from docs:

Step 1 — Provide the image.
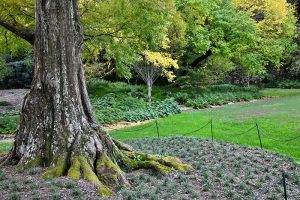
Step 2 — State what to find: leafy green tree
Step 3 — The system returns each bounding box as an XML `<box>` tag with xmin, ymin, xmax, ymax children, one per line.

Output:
<box><xmin>0</xmin><ymin>0</ymin><xmax>297</xmax><ymax>83</ymax></box>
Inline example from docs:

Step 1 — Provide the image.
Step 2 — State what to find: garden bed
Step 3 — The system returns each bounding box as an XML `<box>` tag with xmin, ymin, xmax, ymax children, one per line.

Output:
<box><xmin>0</xmin><ymin>137</ymin><xmax>299</xmax><ymax>199</ymax></box>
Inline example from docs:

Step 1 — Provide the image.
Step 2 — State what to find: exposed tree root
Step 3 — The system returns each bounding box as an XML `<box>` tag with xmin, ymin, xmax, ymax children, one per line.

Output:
<box><xmin>112</xmin><ymin>138</ymin><xmax>134</xmax><ymax>152</ymax></box>
<box><xmin>118</xmin><ymin>151</ymin><xmax>193</xmax><ymax>175</ymax></box>
<box><xmin>2</xmin><ymin>139</ymin><xmax>193</xmax><ymax>197</ymax></box>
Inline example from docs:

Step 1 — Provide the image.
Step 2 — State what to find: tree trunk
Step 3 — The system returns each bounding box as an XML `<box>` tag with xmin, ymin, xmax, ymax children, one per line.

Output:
<box><xmin>147</xmin><ymin>82</ymin><xmax>152</xmax><ymax>103</ymax></box>
<box><xmin>1</xmin><ymin>0</ymin><xmax>192</xmax><ymax>196</ymax></box>
<box><xmin>9</xmin><ymin>0</ymin><xmax>108</xmax><ymax>166</ymax></box>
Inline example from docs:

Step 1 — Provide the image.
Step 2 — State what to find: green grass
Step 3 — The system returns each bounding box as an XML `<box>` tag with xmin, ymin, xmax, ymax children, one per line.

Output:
<box><xmin>111</xmin><ymin>90</ymin><xmax>300</xmax><ymax>161</ymax></box>
<box><xmin>261</xmin><ymin>88</ymin><xmax>300</xmax><ymax>97</ymax></box>
<box><xmin>0</xmin><ymin>142</ymin><xmax>12</xmax><ymax>153</ymax></box>
<box><xmin>1</xmin><ymin>88</ymin><xmax>300</xmax><ymax>162</ymax></box>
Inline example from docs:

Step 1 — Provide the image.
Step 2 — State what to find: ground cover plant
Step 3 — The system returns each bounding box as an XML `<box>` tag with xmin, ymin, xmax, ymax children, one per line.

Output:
<box><xmin>0</xmin><ymin>115</ymin><xmax>19</xmax><ymax>134</ymax></box>
<box><xmin>88</xmin><ymin>80</ymin><xmax>263</xmax><ymax>123</ymax></box>
<box><xmin>0</xmin><ymin>80</ymin><xmax>263</xmax><ymax>133</ymax></box>
<box><xmin>91</xmin><ymin>93</ymin><xmax>180</xmax><ymax>124</ymax></box>
<box><xmin>0</xmin><ymin>137</ymin><xmax>299</xmax><ymax>199</ymax></box>
<box><xmin>265</xmin><ymin>81</ymin><xmax>300</xmax><ymax>89</ymax></box>
<box><xmin>110</xmin><ymin>91</ymin><xmax>300</xmax><ymax>161</ymax></box>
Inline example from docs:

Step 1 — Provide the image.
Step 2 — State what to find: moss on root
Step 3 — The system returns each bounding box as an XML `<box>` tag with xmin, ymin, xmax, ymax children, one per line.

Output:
<box><xmin>67</xmin><ymin>156</ymin><xmax>81</xmax><ymax>181</ymax></box>
<box><xmin>121</xmin><ymin>151</ymin><xmax>193</xmax><ymax>174</ymax></box>
<box><xmin>79</xmin><ymin>156</ymin><xmax>113</xmax><ymax>196</ymax></box>
<box><xmin>30</xmin><ymin>143</ymin><xmax>192</xmax><ymax>198</ymax></box>
<box><xmin>97</xmin><ymin>186</ymin><xmax>114</xmax><ymax>197</ymax></box>
<box><xmin>112</xmin><ymin>139</ymin><xmax>134</xmax><ymax>152</ymax></box>
<box><xmin>96</xmin><ymin>153</ymin><xmax>128</xmax><ymax>186</ymax></box>
<box><xmin>0</xmin><ymin>153</ymin><xmax>7</xmax><ymax>158</ymax></box>
<box><xmin>22</xmin><ymin>156</ymin><xmax>44</xmax><ymax>169</ymax></box>
<box><xmin>42</xmin><ymin>153</ymin><xmax>67</xmax><ymax>178</ymax></box>
<box><xmin>79</xmin><ymin>156</ymin><xmax>102</xmax><ymax>186</ymax></box>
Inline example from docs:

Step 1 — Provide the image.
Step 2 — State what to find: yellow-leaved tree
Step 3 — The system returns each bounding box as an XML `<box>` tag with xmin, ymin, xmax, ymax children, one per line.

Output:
<box><xmin>135</xmin><ymin>51</ymin><xmax>179</xmax><ymax>103</ymax></box>
<box><xmin>232</xmin><ymin>0</ymin><xmax>297</xmax><ymax>67</ymax></box>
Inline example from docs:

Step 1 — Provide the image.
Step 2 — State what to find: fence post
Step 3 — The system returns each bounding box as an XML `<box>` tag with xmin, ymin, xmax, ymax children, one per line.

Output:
<box><xmin>282</xmin><ymin>172</ymin><xmax>288</xmax><ymax>200</ymax></box>
<box><xmin>211</xmin><ymin>119</ymin><xmax>214</xmax><ymax>142</ymax></box>
<box><xmin>155</xmin><ymin>119</ymin><xmax>160</xmax><ymax>138</ymax></box>
<box><xmin>255</xmin><ymin>123</ymin><xmax>263</xmax><ymax>149</ymax></box>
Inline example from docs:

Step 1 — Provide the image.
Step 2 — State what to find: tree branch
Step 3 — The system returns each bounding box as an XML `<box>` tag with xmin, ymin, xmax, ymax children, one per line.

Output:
<box><xmin>0</xmin><ymin>18</ymin><xmax>34</xmax><ymax>45</ymax></box>
<box><xmin>189</xmin><ymin>49</ymin><xmax>213</xmax><ymax>68</ymax></box>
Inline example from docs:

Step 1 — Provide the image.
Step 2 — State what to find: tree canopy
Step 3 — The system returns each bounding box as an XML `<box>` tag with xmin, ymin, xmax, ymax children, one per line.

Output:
<box><xmin>0</xmin><ymin>0</ymin><xmax>298</xmax><ymax>82</ymax></box>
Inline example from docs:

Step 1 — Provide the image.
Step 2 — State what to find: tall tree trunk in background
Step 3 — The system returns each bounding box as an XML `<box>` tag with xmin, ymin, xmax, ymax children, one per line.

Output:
<box><xmin>147</xmin><ymin>82</ymin><xmax>152</xmax><ymax>103</ymax></box>
<box><xmin>1</xmin><ymin>0</ymin><xmax>192</xmax><ymax>195</ymax></box>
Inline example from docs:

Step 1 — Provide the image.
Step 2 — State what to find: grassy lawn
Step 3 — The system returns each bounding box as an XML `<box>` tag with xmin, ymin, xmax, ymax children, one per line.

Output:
<box><xmin>111</xmin><ymin>89</ymin><xmax>300</xmax><ymax>161</ymax></box>
<box><xmin>261</xmin><ymin>88</ymin><xmax>300</xmax><ymax>97</ymax></box>
<box><xmin>1</xmin><ymin>89</ymin><xmax>300</xmax><ymax>162</ymax></box>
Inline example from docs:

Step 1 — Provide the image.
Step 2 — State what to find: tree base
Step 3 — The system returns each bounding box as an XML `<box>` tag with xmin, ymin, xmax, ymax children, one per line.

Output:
<box><xmin>1</xmin><ymin>139</ymin><xmax>193</xmax><ymax>197</ymax></box>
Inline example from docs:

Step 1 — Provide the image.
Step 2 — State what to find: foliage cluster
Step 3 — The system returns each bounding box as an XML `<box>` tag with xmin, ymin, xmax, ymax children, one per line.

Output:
<box><xmin>0</xmin><ymin>0</ymin><xmax>297</xmax><ymax>86</ymax></box>
<box><xmin>88</xmin><ymin>80</ymin><xmax>262</xmax><ymax>123</ymax></box>
<box><xmin>184</xmin><ymin>92</ymin><xmax>262</xmax><ymax>109</ymax></box>
<box><xmin>0</xmin><ymin>115</ymin><xmax>19</xmax><ymax>134</ymax></box>
<box><xmin>0</xmin><ymin>80</ymin><xmax>264</xmax><ymax>133</ymax></box>
<box><xmin>264</xmin><ymin>81</ymin><xmax>300</xmax><ymax>89</ymax></box>
<box><xmin>163</xmin><ymin>84</ymin><xmax>262</xmax><ymax>108</ymax></box>
<box><xmin>92</xmin><ymin>94</ymin><xmax>180</xmax><ymax>124</ymax></box>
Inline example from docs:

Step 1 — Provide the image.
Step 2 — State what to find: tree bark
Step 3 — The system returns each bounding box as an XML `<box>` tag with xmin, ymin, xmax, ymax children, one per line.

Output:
<box><xmin>8</xmin><ymin>0</ymin><xmax>105</xmax><ymax>166</ymax></box>
<box><xmin>1</xmin><ymin>0</ymin><xmax>192</xmax><ymax>196</ymax></box>
<box><xmin>147</xmin><ymin>82</ymin><xmax>152</xmax><ymax>103</ymax></box>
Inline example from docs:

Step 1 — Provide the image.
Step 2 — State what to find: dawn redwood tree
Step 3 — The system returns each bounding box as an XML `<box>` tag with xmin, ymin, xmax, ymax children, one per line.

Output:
<box><xmin>0</xmin><ymin>0</ymin><xmax>192</xmax><ymax>196</ymax></box>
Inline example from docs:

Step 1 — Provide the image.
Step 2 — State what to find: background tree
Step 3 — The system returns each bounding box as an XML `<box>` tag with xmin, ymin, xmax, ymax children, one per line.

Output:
<box><xmin>0</xmin><ymin>0</ymin><xmax>298</xmax><ymax>87</ymax></box>
<box><xmin>135</xmin><ymin>51</ymin><xmax>179</xmax><ymax>102</ymax></box>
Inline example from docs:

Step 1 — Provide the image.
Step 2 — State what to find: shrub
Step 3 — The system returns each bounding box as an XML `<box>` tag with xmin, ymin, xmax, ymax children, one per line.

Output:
<box><xmin>92</xmin><ymin>94</ymin><xmax>180</xmax><ymax>124</ymax></box>
<box><xmin>264</xmin><ymin>81</ymin><xmax>300</xmax><ymax>89</ymax></box>
<box><xmin>184</xmin><ymin>91</ymin><xmax>262</xmax><ymax>109</ymax></box>
<box><xmin>0</xmin><ymin>115</ymin><xmax>19</xmax><ymax>134</ymax></box>
<box><xmin>173</xmin><ymin>92</ymin><xmax>189</xmax><ymax>104</ymax></box>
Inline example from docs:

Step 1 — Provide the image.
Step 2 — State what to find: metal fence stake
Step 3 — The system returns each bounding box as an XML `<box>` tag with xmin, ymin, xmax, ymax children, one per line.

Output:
<box><xmin>211</xmin><ymin>119</ymin><xmax>214</xmax><ymax>142</ymax></box>
<box><xmin>155</xmin><ymin>119</ymin><xmax>160</xmax><ymax>138</ymax></box>
<box><xmin>282</xmin><ymin>172</ymin><xmax>288</xmax><ymax>200</ymax></box>
<box><xmin>256</xmin><ymin>123</ymin><xmax>263</xmax><ymax>149</ymax></box>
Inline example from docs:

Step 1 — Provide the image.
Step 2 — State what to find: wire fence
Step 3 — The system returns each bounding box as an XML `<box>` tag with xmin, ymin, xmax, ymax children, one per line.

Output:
<box><xmin>111</xmin><ymin>119</ymin><xmax>300</xmax><ymax>146</ymax></box>
<box><xmin>111</xmin><ymin>119</ymin><xmax>300</xmax><ymax>198</ymax></box>
<box><xmin>281</xmin><ymin>171</ymin><xmax>300</xmax><ymax>200</ymax></box>
<box><xmin>112</xmin><ymin>119</ymin><xmax>300</xmax><ymax>198</ymax></box>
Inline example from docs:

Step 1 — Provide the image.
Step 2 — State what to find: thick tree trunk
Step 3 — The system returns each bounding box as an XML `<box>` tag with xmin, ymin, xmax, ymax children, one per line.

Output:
<box><xmin>8</xmin><ymin>0</ymin><xmax>111</xmax><ymax>167</ymax></box>
<box><xmin>1</xmin><ymin>0</ymin><xmax>192</xmax><ymax>196</ymax></box>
